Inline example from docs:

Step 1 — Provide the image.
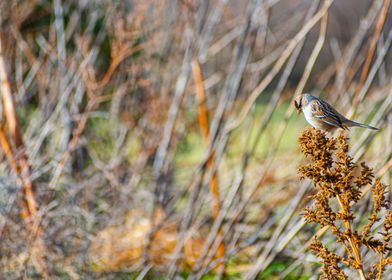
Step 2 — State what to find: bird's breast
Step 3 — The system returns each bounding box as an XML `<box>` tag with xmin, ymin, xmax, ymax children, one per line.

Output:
<box><xmin>302</xmin><ymin>105</ymin><xmax>322</xmax><ymax>129</ymax></box>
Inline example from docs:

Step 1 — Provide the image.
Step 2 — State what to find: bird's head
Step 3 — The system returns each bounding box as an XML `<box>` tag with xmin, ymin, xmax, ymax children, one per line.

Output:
<box><xmin>294</xmin><ymin>93</ymin><xmax>313</xmax><ymax>113</ymax></box>
<box><xmin>294</xmin><ymin>95</ymin><xmax>304</xmax><ymax>114</ymax></box>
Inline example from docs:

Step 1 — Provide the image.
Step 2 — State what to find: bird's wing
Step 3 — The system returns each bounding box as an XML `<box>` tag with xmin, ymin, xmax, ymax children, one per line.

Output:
<box><xmin>310</xmin><ymin>99</ymin><xmax>348</xmax><ymax>129</ymax></box>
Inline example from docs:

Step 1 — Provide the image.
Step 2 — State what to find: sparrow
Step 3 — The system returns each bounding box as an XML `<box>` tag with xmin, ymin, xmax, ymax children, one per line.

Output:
<box><xmin>294</xmin><ymin>93</ymin><xmax>379</xmax><ymax>132</ymax></box>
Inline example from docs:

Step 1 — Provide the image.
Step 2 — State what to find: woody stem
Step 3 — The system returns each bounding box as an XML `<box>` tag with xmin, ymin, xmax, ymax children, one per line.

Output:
<box><xmin>336</xmin><ymin>195</ymin><xmax>366</xmax><ymax>280</ymax></box>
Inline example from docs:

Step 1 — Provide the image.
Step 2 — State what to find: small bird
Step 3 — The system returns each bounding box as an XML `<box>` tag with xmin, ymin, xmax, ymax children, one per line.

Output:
<box><xmin>294</xmin><ymin>93</ymin><xmax>379</xmax><ymax>132</ymax></box>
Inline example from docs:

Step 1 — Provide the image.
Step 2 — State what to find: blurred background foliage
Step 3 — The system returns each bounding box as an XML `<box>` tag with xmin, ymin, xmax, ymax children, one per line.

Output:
<box><xmin>0</xmin><ymin>0</ymin><xmax>391</xmax><ymax>279</ymax></box>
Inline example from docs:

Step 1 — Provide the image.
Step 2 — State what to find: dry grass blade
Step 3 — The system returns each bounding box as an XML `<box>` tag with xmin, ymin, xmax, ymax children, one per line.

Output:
<box><xmin>0</xmin><ymin>34</ymin><xmax>37</xmax><ymax>224</ymax></box>
<box><xmin>0</xmin><ymin>29</ymin><xmax>48</xmax><ymax>276</ymax></box>
<box><xmin>354</xmin><ymin>0</ymin><xmax>391</xmax><ymax>108</ymax></box>
<box><xmin>191</xmin><ymin>59</ymin><xmax>225</xmax><ymax>271</ymax></box>
<box><xmin>293</xmin><ymin>11</ymin><xmax>328</xmax><ymax>98</ymax></box>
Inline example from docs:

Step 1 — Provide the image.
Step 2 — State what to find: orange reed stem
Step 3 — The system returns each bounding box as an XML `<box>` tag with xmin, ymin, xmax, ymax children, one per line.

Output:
<box><xmin>191</xmin><ymin>59</ymin><xmax>225</xmax><ymax>268</ymax></box>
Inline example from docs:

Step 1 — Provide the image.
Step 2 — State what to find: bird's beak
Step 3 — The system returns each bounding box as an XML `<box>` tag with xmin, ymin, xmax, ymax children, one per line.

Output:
<box><xmin>294</xmin><ymin>100</ymin><xmax>302</xmax><ymax>114</ymax></box>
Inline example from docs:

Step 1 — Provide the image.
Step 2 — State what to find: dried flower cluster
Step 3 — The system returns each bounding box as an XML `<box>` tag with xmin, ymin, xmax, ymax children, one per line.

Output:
<box><xmin>299</xmin><ymin>128</ymin><xmax>392</xmax><ymax>280</ymax></box>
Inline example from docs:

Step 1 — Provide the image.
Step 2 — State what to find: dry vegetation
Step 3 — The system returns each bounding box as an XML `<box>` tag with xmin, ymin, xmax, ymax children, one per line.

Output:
<box><xmin>0</xmin><ymin>0</ymin><xmax>392</xmax><ymax>279</ymax></box>
<box><xmin>300</xmin><ymin>128</ymin><xmax>392</xmax><ymax>279</ymax></box>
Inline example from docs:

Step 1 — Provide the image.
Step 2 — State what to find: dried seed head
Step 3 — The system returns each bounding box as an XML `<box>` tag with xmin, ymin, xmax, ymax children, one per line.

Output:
<box><xmin>299</xmin><ymin>128</ymin><xmax>391</xmax><ymax>278</ymax></box>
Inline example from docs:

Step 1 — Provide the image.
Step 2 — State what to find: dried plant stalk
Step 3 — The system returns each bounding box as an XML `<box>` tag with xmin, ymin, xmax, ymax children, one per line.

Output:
<box><xmin>355</xmin><ymin>0</ymin><xmax>391</xmax><ymax>106</ymax></box>
<box><xmin>299</xmin><ymin>128</ymin><xmax>391</xmax><ymax>279</ymax></box>
<box><xmin>0</xmin><ymin>29</ymin><xmax>48</xmax><ymax>276</ymax></box>
<box><xmin>0</xmin><ymin>35</ymin><xmax>38</xmax><ymax>223</ymax></box>
<box><xmin>191</xmin><ymin>59</ymin><xmax>225</xmax><ymax>269</ymax></box>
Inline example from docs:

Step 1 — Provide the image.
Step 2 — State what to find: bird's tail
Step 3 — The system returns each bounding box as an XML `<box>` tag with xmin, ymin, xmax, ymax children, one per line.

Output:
<box><xmin>347</xmin><ymin>120</ymin><xmax>379</xmax><ymax>130</ymax></box>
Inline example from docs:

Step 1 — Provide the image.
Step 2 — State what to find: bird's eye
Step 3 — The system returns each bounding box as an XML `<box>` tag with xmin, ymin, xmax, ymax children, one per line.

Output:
<box><xmin>294</xmin><ymin>99</ymin><xmax>302</xmax><ymax>109</ymax></box>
